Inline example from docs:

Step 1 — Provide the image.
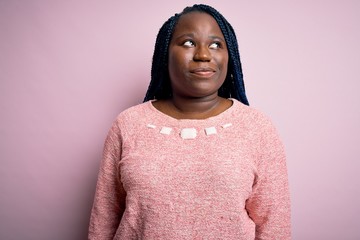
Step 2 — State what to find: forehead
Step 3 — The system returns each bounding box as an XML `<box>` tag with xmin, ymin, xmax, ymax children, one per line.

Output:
<box><xmin>172</xmin><ymin>11</ymin><xmax>223</xmax><ymax>36</ymax></box>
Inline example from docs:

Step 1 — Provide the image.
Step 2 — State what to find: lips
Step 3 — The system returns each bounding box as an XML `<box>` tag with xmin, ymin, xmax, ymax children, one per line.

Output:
<box><xmin>189</xmin><ymin>67</ymin><xmax>216</xmax><ymax>78</ymax></box>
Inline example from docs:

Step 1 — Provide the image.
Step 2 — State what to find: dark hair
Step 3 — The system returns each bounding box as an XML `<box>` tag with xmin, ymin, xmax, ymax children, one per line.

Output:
<box><xmin>143</xmin><ymin>4</ymin><xmax>249</xmax><ymax>105</ymax></box>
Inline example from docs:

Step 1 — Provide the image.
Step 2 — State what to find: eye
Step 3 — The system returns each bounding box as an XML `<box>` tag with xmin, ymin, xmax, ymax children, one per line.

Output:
<box><xmin>209</xmin><ymin>42</ymin><xmax>221</xmax><ymax>49</ymax></box>
<box><xmin>183</xmin><ymin>40</ymin><xmax>195</xmax><ymax>47</ymax></box>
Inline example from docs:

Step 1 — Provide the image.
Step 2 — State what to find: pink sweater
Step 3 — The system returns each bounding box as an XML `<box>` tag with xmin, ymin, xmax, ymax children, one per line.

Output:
<box><xmin>89</xmin><ymin>99</ymin><xmax>291</xmax><ymax>239</ymax></box>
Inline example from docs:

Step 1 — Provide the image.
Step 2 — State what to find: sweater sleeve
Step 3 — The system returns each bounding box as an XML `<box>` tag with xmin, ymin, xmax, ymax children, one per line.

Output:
<box><xmin>88</xmin><ymin>121</ymin><xmax>126</xmax><ymax>239</ymax></box>
<box><xmin>245</xmin><ymin>119</ymin><xmax>291</xmax><ymax>239</ymax></box>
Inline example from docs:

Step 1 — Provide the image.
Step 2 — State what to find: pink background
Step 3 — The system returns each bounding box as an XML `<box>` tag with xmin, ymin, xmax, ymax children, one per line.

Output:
<box><xmin>1</xmin><ymin>1</ymin><xmax>359</xmax><ymax>239</ymax></box>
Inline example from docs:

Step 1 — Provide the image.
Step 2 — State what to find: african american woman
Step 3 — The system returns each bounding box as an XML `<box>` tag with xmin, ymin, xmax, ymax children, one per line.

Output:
<box><xmin>89</xmin><ymin>4</ymin><xmax>291</xmax><ymax>240</ymax></box>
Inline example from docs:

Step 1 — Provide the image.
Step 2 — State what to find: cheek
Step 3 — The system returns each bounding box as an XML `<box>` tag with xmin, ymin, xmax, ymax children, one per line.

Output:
<box><xmin>168</xmin><ymin>53</ymin><xmax>179</xmax><ymax>79</ymax></box>
<box><xmin>169</xmin><ymin>51</ymin><xmax>192</xmax><ymax>75</ymax></box>
<box><xmin>219</xmin><ymin>54</ymin><xmax>229</xmax><ymax>74</ymax></box>
<box><xmin>169</xmin><ymin>50</ymin><xmax>181</xmax><ymax>68</ymax></box>
<box><xmin>215</xmin><ymin>51</ymin><xmax>228</xmax><ymax>67</ymax></box>
<box><xmin>223</xmin><ymin>53</ymin><xmax>229</xmax><ymax>68</ymax></box>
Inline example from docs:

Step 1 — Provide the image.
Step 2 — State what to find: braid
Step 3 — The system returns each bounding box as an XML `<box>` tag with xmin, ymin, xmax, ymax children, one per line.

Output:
<box><xmin>143</xmin><ymin>4</ymin><xmax>249</xmax><ymax>105</ymax></box>
<box><xmin>143</xmin><ymin>15</ymin><xmax>178</xmax><ymax>101</ymax></box>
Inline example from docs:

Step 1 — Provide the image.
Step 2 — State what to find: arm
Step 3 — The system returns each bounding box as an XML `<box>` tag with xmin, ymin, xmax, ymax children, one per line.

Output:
<box><xmin>246</xmin><ymin>120</ymin><xmax>291</xmax><ymax>240</ymax></box>
<box><xmin>88</xmin><ymin>121</ymin><xmax>126</xmax><ymax>239</ymax></box>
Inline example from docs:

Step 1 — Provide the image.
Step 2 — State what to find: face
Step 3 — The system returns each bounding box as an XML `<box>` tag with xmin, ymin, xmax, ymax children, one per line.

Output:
<box><xmin>168</xmin><ymin>12</ymin><xmax>228</xmax><ymax>99</ymax></box>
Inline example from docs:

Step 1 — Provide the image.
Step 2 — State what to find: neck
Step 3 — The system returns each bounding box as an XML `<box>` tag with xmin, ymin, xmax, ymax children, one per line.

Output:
<box><xmin>152</xmin><ymin>93</ymin><xmax>232</xmax><ymax>120</ymax></box>
<box><xmin>171</xmin><ymin>95</ymin><xmax>222</xmax><ymax>115</ymax></box>
<box><xmin>161</xmin><ymin>94</ymin><xmax>231</xmax><ymax>119</ymax></box>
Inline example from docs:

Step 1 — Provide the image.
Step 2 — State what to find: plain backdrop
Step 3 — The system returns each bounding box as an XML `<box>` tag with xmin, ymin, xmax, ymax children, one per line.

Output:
<box><xmin>1</xmin><ymin>0</ymin><xmax>359</xmax><ymax>239</ymax></box>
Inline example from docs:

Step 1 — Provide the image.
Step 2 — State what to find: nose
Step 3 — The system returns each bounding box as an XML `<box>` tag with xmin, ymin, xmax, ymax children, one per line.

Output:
<box><xmin>193</xmin><ymin>45</ymin><xmax>211</xmax><ymax>62</ymax></box>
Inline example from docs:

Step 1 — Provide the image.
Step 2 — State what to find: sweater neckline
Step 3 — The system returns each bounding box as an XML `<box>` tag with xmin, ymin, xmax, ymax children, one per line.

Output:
<box><xmin>147</xmin><ymin>98</ymin><xmax>238</xmax><ymax>123</ymax></box>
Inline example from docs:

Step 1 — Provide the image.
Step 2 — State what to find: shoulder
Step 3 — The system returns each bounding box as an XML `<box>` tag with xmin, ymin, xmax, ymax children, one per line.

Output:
<box><xmin>230</xmin><ymin>99</ymin><xmax>275</xmax><ymax>129</ymax></box>
<box><xmin>105</xmin><ymin>101</ymin><xmax>152</xmax><ymax>135</ymax></box>
<box><xmin>231</xmin><ymin>100</ymin><xmax>286</xmax><ymax>162</ymax></box>
<box><xmin>114</xmin><ymin>101</ymin><xmax>152</xmax><ymax>123</ymax></box>
<box><xmin>229</xmin><ymin>99</ymin><xmax>284</xmax><ymax>148</ymax></box>
<box><xmin>102</xmin><ymin>101</ymin><xmax>153</xmax><ymax>143</ymax></box>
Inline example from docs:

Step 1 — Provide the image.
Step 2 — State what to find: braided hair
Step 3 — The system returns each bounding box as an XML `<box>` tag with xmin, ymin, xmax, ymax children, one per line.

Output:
<box><xmin>143</xmin><ymin>4</ymin><xmax>249</xmax><ymax>105</ymax></box>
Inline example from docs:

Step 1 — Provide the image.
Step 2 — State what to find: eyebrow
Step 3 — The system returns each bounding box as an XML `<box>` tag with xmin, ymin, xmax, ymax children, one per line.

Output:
<box><xmin>173</xmin><ymin>33</ymin><xmax>225</xmax><ymax>42</ymax></box>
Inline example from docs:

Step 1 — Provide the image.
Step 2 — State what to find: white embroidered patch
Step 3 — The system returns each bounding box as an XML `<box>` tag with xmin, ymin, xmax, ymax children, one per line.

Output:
<box><xmin>222</xmin><ymin>123</ymin><xmax>232</xmax><ymax>128</ymax></box>
<box><xmin>205</xmin><ymin>127</ymin><xmax>217</xmax><ymax>135</ymax></box>
<box><xmin>147</xmin><ymin>124</ymin><xmax>156</xmax><ymax>129</ymax></box>
<box><xmin>160</xmin><ymin>127</ymin><xmax>172</xmax><ymax>135</ymax></box>
<box><xmin>180</xmin><ymin>128</ymin><xmax>197</xmax><ymax>139</ymax></box>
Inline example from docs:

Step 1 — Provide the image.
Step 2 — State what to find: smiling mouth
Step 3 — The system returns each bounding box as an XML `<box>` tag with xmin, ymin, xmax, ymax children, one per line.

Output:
<box><xmin>190</xmin><ymin>68</ymin><xmax>216</xmax><ymax>77</ymax></box>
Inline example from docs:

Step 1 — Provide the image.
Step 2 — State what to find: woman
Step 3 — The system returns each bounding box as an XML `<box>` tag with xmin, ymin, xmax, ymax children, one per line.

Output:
<box><xmin>89</xmin><ymin>4</ymin><xmax>291</xmax><ymax>239</ymax></box>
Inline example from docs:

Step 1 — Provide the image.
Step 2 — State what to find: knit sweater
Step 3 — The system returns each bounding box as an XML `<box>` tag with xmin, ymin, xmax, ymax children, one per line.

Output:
<box><xmin>88</xmin><ymin>99</ymin><xmax>291</xmax><ymax>239</ymax></box>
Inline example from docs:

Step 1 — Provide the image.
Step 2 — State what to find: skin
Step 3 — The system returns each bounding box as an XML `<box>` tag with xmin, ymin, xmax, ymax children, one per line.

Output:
<box><xmin>153</xmin><ymin>12</ymin><xmax>232</xmax><ymax>119</ymax></box>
